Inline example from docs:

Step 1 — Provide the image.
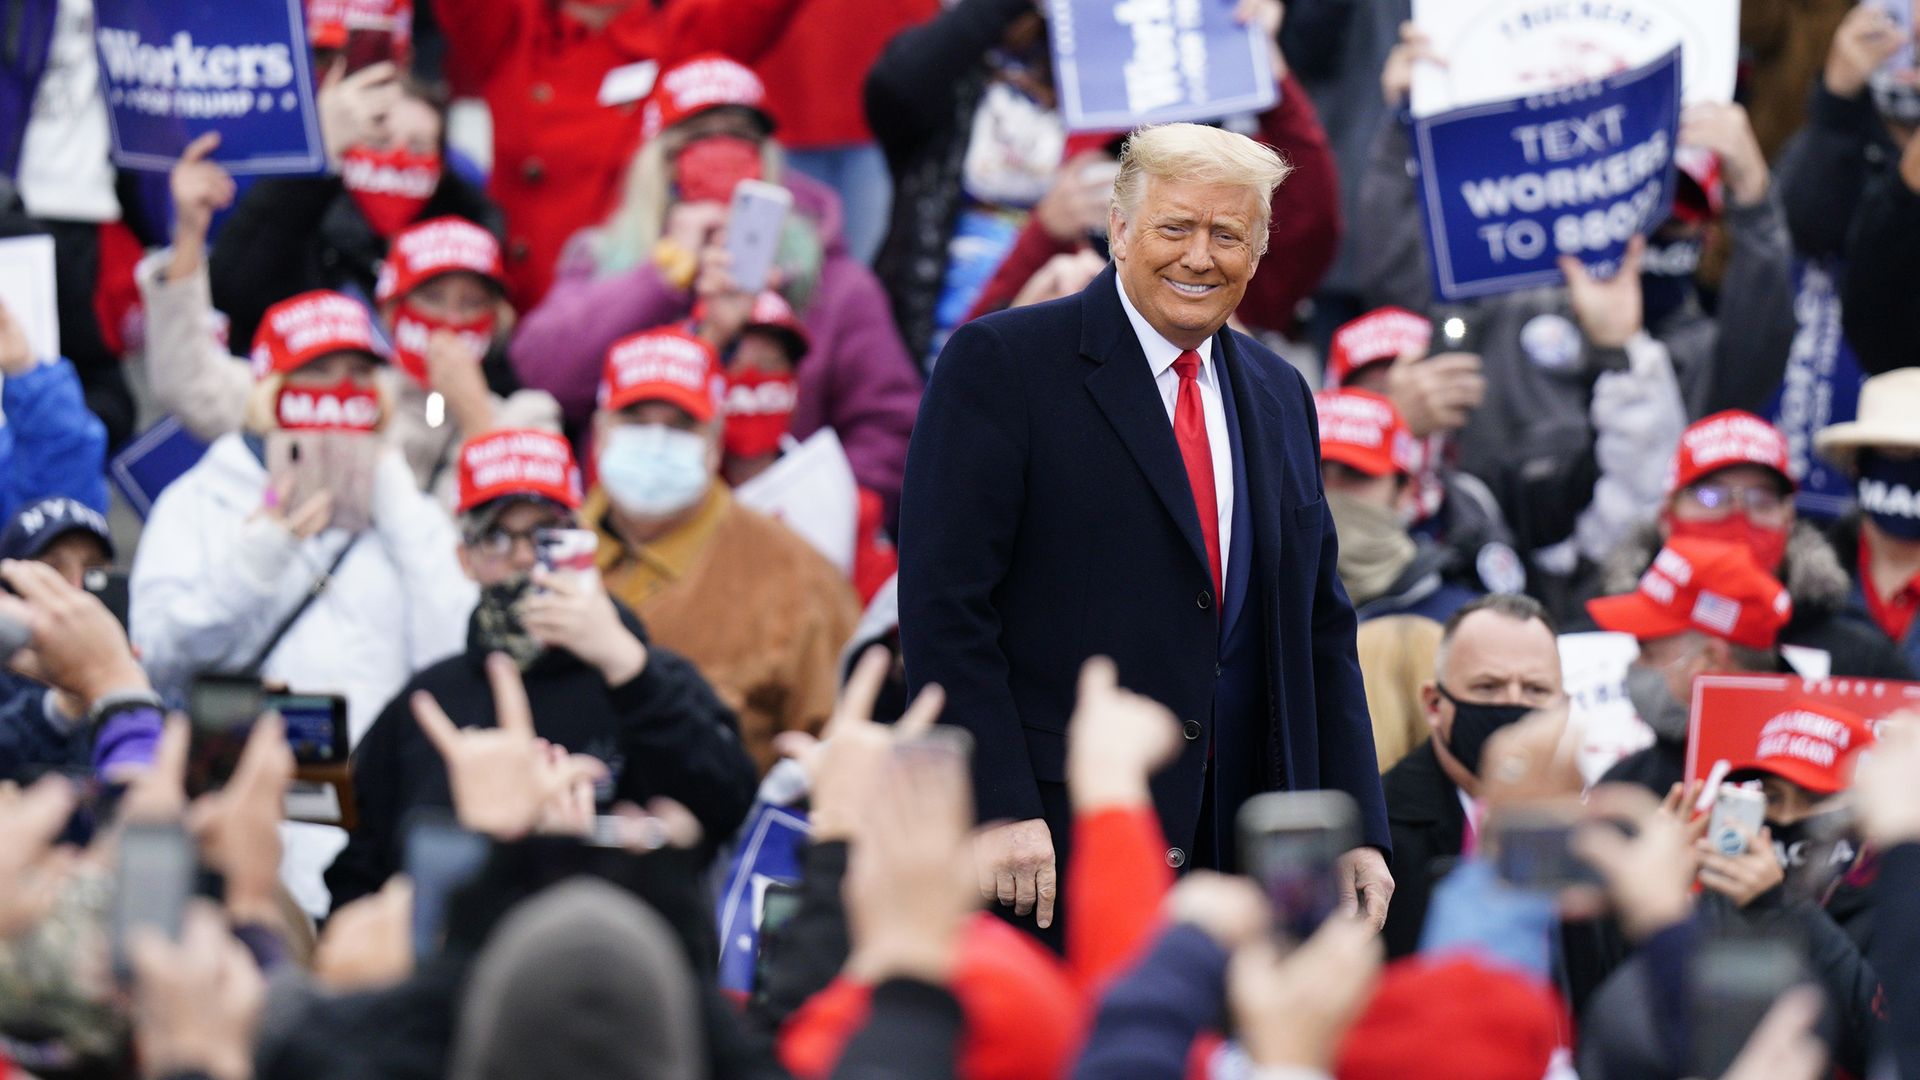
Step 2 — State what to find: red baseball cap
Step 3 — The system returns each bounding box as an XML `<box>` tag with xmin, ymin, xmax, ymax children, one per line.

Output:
<box><xmin>1337</xmin><ymin>957</ymin><xmax>1568</xmax><ymax>1080</ymax></box>
<box><xmin>1586</xmin><ymin>538</ymin><xmax>1794</xmax><ymax>651</ymax></box>
<box><xmin>694</xmin><ymin>291</ymin><xmax>812</xmax><ymax>364</ymax></box>
<box><xmin>1667</xmin><ymin>410</ymin><xmax>1795</xmax><ymax>497</ymax></box>
<box><xmin>1728</xmin><ymin>700</ymin><xmax>1875</xmax><ymax>796</ymax></box>
<box><xmin>249</xmin><ymin>290</ymin><xmax>386</xmax><ymax>379</ymax></box>
<box><xmin>641</xmin><ymin>53</ymin><xmax>773</xmax><ymax>142</ymax></box>
<box><xmin>306</xmin><ymin>0</ymin><xmax>413</xmax><ymax>53</ymax></box>
<box><xmin>456</xmin><ymin>429</ymin><xmax>584</xmax><ymax>514</ymax></box>
<box><xmin>374</xmin><ymin>217</ymin><xmax>506</xmax><ymax>307</ymax></box>
<box><xmin>1326</xmin><ymin>306</ymin><xmax>1431</xmax><ymax>387</ymax></box>
<box><xmin>598</xmin><ymin>328</ymin><xmax>723</xmax><ymax>422</ymax></box>
<box><xmin>1315</xmin><ymin>389</ymin><xmax>1419</xmax><ymax>478</ymax></box>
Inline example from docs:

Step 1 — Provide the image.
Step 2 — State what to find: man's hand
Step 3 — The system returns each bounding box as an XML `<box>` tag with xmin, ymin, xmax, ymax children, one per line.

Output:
<box><xmin>412</xmin><ymin>653</ymin><xmax>609</xmax><ymax>839</ymax></box>
<box><xmin>167</xmin><ymin>132</ymin><xmax>236</xmax><ymax>281</ymax></box>
<box><xmin>317</xmin><ymin>58</ymin><xmax>399</xmax><ymax>165</ymax></box>
<box><xmin>774</xmin><ymin>645</ymin><xmax>944</xmax><ymax>842</ymax></box>
<box><xmin>1560</xmin><ymin>234</ymin><xmax>1645</xmax><ymax>349</ymax></box>
<box><xmin>314</xmin><ymin>876</ymin><xmax>415</xmax><ymax>990</ymax></box>
<box><xmin>1695</xmin><ymin>824</ymin><xmax>1784</xmax><ymax>908</ymax></box>
<box><xmin>1164</xmin><ymin>871</ymin><xmax>1270</xmax><ymax>950</ymax></box>
<box><xmin>520</xmin><ymin>568</ymin><xmax>648</xmax><ymax>686</ymax></box>
<box><xmin>0</xmin><ymin>300</ymin><xmax>36</xmax><ymax>376</ymax></box>
<box><xmin>973</xmin><ymin>818</ymin><xmax>1057</xmax><ymax>929</ymax></box>
<box><xmin>1228</xmin><ymin>916</ymin><xmax>1383</xmax><ymax>1071</ymax></box>
<box><xmin>129</xmin><ymin>902</ymin><xmax>266</xmax><ymax>1080</ymax></box>
<box><xmin>425</xmin><ymin>328</ymin><xmax>495</xmax><ymax>434</ymax></box>
<box><xmin>1035</xmin><ymin>152</ymin><xmax>1120</xmax><ymax>243</ymax></box>
<box><xmin>1335</xmin><ymin>846</ymin><xmax>1393</xmax><ymax>930</ymax></box>
<box><xmin>1825</xmin><ymin>4</ymin><xmax>1905</xmax><ymax>99</ymax></box>
<box><xmin>1385</xmin><ymin>349</ymin><xmax>1485</xmax><ymax>436</ymax></box>
<box><xmin>186</xmin><ymin>716</ymin><xmax>294</xmax><ymax>929</ymax></box>
<box><xmin>1381</xmin><ymin>21</ymin><xmax>1443</xmax><ymax>108</ymax></box>
<box><xmin>1067</xmin><ymin>656</ymin><xmax>1183</xmax><ymax>811</ymax></box>
<box><xmin>1680</xmin><ymin>103</ymin><xmax>1769</xmax><ymax>207</ymax></box>
<box><xmin>0</xmin><ymin>775</ymin><xmax>78</xmax><ymax>940</ymax></box>
<box><xmin>1011</xmin><ymin>250</ymin><xmax>1108</xmax><ymax>310</ymax></box>
<box><xmin>1720</xmin><ymin>986</ymin><xmax>1829</xmax><ymax>1080</ymax></box>
<box><xmin>692</xmin><ymin>245</ymin><xmax>756</xmax><ymax>351</ymax></box>
<box><xmin>0</xmin><ymin>559</ymin><xmax>149</xmax><ymax>706</ymax></box>
<box><xmin>1572</xmin><ymin>783</ymin><xmax>1696</xmax><ymax>941</ymax></box>
<box><xmin>1852</xmin><ymin>715</ymin><xmax>1920</xmax><ymax>847</ymax></box>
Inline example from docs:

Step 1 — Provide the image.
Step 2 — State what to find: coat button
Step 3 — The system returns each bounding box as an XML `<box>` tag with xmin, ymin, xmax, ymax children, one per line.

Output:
<box><xmin>1165</xmin><ymin>847</ymin><xmax>1187</xmax><ymax>868</ymax></box>
<box><xmin>1213</xmin><ymin>663</ymin><xmax>1223</xmax><ymax>678</ymax></box>
<box><xmin>520</xmin><ymin>157</ymin><xmax>546</xmax><ymax>183</ymax></box>
<box><xmin>1196</xmin><ymin>591</ymin><xmax>1211</xmax><ymax>610</ymax></box>
<box><xmin>1181</xmin><ymin>720</ymin><xmax>1202</xmax><ymax>741</ymax></box>
<box><xmin>531</xmin><ymin>81</ymin><xmax>553</xmax><ymax>103</ymax></box>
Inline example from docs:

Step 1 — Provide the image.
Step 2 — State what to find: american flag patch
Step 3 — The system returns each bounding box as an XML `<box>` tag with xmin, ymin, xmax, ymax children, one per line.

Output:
<box><xmin>1693</xmin><ymin>590</ymin><xmax>1740</xmax><ymax>636</ymax></box>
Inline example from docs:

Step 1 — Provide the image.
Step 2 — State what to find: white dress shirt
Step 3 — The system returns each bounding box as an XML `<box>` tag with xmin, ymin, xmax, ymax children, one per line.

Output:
<box><xmin>1115</xmin><ymin>275</ymin><xmax>1234</xmax><ymax>581</ymax></box>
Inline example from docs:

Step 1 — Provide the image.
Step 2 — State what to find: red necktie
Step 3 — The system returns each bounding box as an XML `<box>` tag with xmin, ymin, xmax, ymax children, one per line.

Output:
<box><xmin>1172</xmin><ymin>350</ymin><xmax>1222</xmax><ymax>604</ymax></box>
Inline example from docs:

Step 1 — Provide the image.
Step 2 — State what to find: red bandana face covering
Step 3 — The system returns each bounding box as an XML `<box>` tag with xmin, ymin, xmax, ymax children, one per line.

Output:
<box><xmin>673</xmin><ymin>136</ymin><xmax>763</xmax><ymax>206</ymax></box>
<box><xmin>342</xmin><ymin>146</ymin><xmax>442</xmax><ymax>238</ymax></box>
<box><xmin>276</xmin><ymin>379</ymin><xmax>383</xmax><ymax>432</ymax></box>
<box><xmin>390</xmin><ymin>302</ymin><xmax>496</xmax><ymax>387</ymax></box>
<box><xmin>1666</xmin><ymin>514</ymin><xmax>1791</xmax><ymax>574</ymax></box>
<box><xmin>722</xmin><ymin>370</ymin><xmax>798</xmax><ymax>459</ymax></box>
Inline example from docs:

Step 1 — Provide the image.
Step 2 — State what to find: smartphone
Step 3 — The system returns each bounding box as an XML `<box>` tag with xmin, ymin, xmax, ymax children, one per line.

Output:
<box><xmin>1238</xmin><ymin>791</ymin><xmax>1361</xmax><ymax>941</ymax></box>
<box><xmin>188</xmin><ymin>675</ymin><xmax>349</xmax><ymax>794</ymax></box>
<box><xmin>1687</xmin><ymin>932</ymin><xmax>1810</xmax><ymax>1078</ymax></box>
<box><xmin>0</xmin><ymin>606</ymin><xmax>28</xmax><ymax>665</ymax></box>
<box><xmin>1708</xmin><ymin>785</ymin><xmax>1767</xmax><ymax>858</ymax></box>
<box><xmin>82</xmin><ymin>568</ymin><xmax>130</xmax><ymax>630</ymax></box>
<box><xmin>342</xmin><ymin>26</ymin><xmax>395</xmax><ymax>75</ymax></box>
<box><xmin>726</xmin><ymin>179</ymin><xmax>793</xmax><ymax>295</ymax></box>
<box><xmin>1432</xmin><ymin>306</ymin><xmax>1481</xmax><ymax>355</ymax></box>
<box><xmin>404</xmin><ymin>813</ymin><xmax>492</xmax><ymax>961</ymax></box>
<box><xmin>265</xmin><ymin>433</ymin><xmax>375</xmax><ymax>535</ymax></box>
<box><xmin>534</xmin><ymin>528</ymin><xmax>599</xmax><ymax>578</ymax></box>
<box><xmin>752</xmin><ymin>881</ymin><xmax>804</xmax><ymax>993</ymax></box>
<box><xmin>111</xmin><ymin>822</ymin><xmax>197</xmax><ymax>981</ymax></box>
<box><xmin>1490</xmin><ymin>805</ymin><xmax>1598</xmax><ymax>890</ymax></box>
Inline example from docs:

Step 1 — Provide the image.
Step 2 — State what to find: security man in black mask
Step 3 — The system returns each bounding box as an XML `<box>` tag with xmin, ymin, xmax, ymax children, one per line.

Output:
<box><xmin>1380</xmin><ymin>594</ymin><xmax>1565</xmax><ymax>957</ymax></box>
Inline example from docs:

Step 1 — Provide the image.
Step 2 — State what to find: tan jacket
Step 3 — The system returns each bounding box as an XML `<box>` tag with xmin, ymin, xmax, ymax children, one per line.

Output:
<box><xmin>590</xmin><ymin>485</ymin><xmax>860</xmax><ymax>774</ymax></box>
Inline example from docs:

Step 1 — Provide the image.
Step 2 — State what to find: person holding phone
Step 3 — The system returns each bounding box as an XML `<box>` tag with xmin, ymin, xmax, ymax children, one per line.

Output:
<box><xmin>511</xmin><ymin>54</ymin><xmax>922</xmax><ymax>521</ymax></box>
<box><xmin>0</xmin><ymin>497</ymin><xmax>119</xmax><ymax>779</ymax></box>
<box><xmin>325</xmin><ymin>427</ymin><xmax>757</xmax><ymax>909</ymax></box>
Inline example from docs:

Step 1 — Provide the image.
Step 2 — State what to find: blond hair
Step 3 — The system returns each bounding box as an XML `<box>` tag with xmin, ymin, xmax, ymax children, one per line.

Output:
<box><xmin>1111</xmin><ymin>123</ymin><xmax>1292</xmax><ymax>255</ymax></box>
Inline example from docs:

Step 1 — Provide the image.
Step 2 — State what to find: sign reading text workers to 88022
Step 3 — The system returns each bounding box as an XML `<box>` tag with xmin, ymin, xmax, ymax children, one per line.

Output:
<box><xmin>1046</xmin><ymin>0</ymin><xmax>1277</xmax><ymax>133</ymax></box>
<box><xmin>1412</xmin><ymin>47</ymin><xmax>1681</xmax><ymax>302</ymax></box>
<box><xmin>93</xmin><ymin>0</ymin><xmax>326</xmax><ymax>175</ymax></box>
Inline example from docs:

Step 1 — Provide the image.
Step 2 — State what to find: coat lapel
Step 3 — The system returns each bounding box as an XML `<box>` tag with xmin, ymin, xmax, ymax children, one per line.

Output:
<box><xmin>1080</xmin><ymin>267</ymin><xmax>1212</xmax><ymax>582</ymax></box>
<box><xmin>1215</xmin><ymin>325</ymin><xmax>1290</xmax><ymax>586</ymax></box>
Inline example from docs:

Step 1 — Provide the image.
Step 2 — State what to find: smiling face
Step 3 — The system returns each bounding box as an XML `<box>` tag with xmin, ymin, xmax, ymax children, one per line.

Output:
<box><xmin>1109</xmin><ymin>176</ymin><xmax>1264</xmax><ymax>350</ymax></box>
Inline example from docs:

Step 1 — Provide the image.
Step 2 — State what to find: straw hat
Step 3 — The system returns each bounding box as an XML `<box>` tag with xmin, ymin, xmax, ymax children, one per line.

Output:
<box><xmin>1814</xmin><ymin>368</ymin><xmax>1920</xmax><ymax>473</ymax></box>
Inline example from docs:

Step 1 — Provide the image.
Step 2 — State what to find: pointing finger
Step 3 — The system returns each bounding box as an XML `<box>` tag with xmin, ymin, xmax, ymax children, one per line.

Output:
<box><xmin>485</xmin><ymin>653</ymin><xmax>535</xmax><ymax>738</ymax></box>
<box><xmin>411</xmin><ymin>691</ymin><xmax>461</xmax><ymax>760</ymax></box>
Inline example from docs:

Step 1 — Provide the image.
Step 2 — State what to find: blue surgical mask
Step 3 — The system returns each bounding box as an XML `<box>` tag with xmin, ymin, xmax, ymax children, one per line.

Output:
<box><xmin>598</xmin><ymin>424</ymin><xmax>712</xmax><ymax>517</ymax></box>
<box><xmin>1858</xmin><ymin>450</ymin><xmax>1920</xmax><ymax>542</ymax></box>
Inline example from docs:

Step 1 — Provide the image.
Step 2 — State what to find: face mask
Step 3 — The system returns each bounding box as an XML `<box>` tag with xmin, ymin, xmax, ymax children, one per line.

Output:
<box><xmin>1327</xmin><ymin>491</ymin><xmax>1417</xmax><ymax>605</ymax></box>
<box><xmin>673</xmin><ymin>136</ymin><xmax>763</xmax><ymax>206</ymax></box>
<box><xmin>1639</xmin><ymin>236</ymin><xmax>1701</xmax><ymax>328</ymax></box>
<box><xmin>1436</xmin><ymin>685</ymin><xmax>1534</xmax><ymax>779</ymax></box>
<box><xmin>721</xmin><ymin>370</ymin><xmax>798</xmax><ymax>460</ymax></box>
<box><xmin>472</xmin><ymin>576</ymin><xmax>545</xmax><ymax>670</ymax></box>
<box><xmin>1667</xmin><ymin>514</ymin><xmax>1790</xmax><ymax>574</ymax></box>
<box><xmin>276</xmin><ymin>379</ymin><xmax>382</xmax><ymax>433</ymax></box>
<box><xmin>390</xmin><ymin>301</ymin><xmax>496</xmax><ymax>388</ymax></box>
<box><xmin>1626</xmin><ymin>661</ymin><xmax>1691</xmax><ymax>743</ymax></box>
<box><xmin>1857</xmin><ymin>450</ymin><xmax>1920</xmax><ymax>541</ymax></box>
<box><xmin>342</xmin><ymin>145</ymin><xmax>442</xmax><ymax>238</ymax></box>
<box><xmin>598</xmin><ymin>424</ymin><xmax>712</xmax><ymax>517</ymax></box>
<box><xmin>1769</xmin><ymin>811</ymin><xmax>1857</xmax><ymax>876</ymax></box>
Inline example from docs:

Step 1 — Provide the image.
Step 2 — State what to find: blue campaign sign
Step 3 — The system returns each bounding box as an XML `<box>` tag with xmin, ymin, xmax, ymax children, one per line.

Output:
<box><xmin>1766</xmin><ymin>259</ymin><xmax>1865</xmax><ymax>522</ymax></box>
<box><xmin>93</xmin><ymin>0</ymin><xmax>326</xmax><ymax>175</ymax></box>
<box><xmin>1046</xmin><ymin>0</ymin><xmax>1278</xmax><ymax>133</ymax></box>
<box><xmin>1411</xmin><ymin>48</ymin><xmax>1683</xmax><ymax>302</ymax></box>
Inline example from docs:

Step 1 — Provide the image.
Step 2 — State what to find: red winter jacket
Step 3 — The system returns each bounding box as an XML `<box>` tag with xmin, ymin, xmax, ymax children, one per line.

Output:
<box><xmin>754</xmin><ymin>0</ymin><xmax>937</xmax><ymax>149</ymax></box>
<box><xmin>963</xmin><ymin>72</ymin><xmax>1342</xmax><ymax>334</ymax></box>
<box><xmin>434</xmin><ymin>0</ymin><xmax>801</xmax><ymax>310</ymax></box>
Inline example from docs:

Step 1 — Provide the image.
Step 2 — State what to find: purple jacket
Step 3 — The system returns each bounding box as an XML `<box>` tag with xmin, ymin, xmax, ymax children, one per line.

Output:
<box><xmin>510</xmin><ymin>171</ymin><xmax>923</xmax><ymax>516</ymax></box>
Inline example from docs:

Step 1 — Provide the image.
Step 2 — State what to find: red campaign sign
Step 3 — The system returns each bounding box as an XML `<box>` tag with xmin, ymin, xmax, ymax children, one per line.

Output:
<box><xmin>1684</xmin><ymin>674</ymin><xmax>1920</xmax><ymax>791</ymax></box>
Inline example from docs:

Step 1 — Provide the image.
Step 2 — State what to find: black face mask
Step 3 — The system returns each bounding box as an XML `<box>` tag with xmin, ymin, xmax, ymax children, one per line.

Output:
<box><xmin>1768</xmin><ymin>811</ymin><xmax>1858</xmax><ymax>874</ymax></box>
<box><xmin>1437</xmin><ymin>685</ymin><xmax>1535</xmax><ymax>779</ymax></box>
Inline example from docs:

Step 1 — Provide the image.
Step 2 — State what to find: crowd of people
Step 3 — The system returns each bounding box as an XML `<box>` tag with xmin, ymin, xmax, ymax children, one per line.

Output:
<box><xmin>3</xmin><ymin>0</ymin><xmax>1920</xmax><ymax>1077</ymax></box>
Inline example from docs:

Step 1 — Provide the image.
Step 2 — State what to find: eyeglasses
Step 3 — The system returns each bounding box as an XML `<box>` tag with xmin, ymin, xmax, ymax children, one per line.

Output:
<box><xmin>1680</xmin><ymin>482</ymin><xmax>1789</xmax><ymax>520</ymax></box>
<box><xmin>466</xmin><ymin>525</ymin><xmax>548</xmax><ymax>559</ymax></box>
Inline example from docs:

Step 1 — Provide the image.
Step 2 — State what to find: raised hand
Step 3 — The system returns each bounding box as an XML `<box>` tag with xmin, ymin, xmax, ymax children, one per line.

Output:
<box><xmin>167</xmin><ymin>132</ymin><xmax>237</xmax><ymax>281</ymax></box>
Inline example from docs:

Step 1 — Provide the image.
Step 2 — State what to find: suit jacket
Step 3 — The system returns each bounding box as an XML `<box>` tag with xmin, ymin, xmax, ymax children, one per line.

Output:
<box><xmin>1380</xmin><ymin>741</ymin><xmax>1467</xmax><ymax>958</ymax></box>
<box><xmin>897</xmin><ymin>266</ymin><xmax>1388</xmax><ymax>865</ymax></box>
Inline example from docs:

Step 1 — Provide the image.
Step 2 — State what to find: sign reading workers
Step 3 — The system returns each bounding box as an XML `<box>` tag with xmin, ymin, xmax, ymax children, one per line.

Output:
<box><xmin>1412</xmin><ymin>48</ymin><xmax>1680</xmax><ymax>302</ymax></box>
<box><xmin>1045</xmin><ymin>0</ymin><xmax>1277</xmax><ymax>133</ymax></box>
<box><xmin>94</xmin><ymin>0</ymin><xmax>326</xmax><ymax>174</ymax></box>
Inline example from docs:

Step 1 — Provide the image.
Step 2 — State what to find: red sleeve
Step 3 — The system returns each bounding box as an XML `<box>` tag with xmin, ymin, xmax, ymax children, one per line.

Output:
<box><xmin>1067</xmin><ymin>805</ymin><xmax>1175</xmax><ymax>1000</ymax></box>
<box><xmin>1236</xmin><ymin>71</ymin><xmax>1343</xmax><ymax>334</ymax></box>
<box><xmin>664</xmin><ymin>0</ymin><xmax>808</xmax><ymax>66</ymax></box>
<box><xmin>431</xmin><ymin>0</ymin><xmax>525</xmax><ymax>96</ymax></box>
<box><xmin>963</xmin><ymin>220</ymin><xmax>1080</xmax><ymax>324</ymax></box>
<box><xmin>777</xmin><ymin>978</ymin><xmax>875</xmax><ymax>1080</ymax></box>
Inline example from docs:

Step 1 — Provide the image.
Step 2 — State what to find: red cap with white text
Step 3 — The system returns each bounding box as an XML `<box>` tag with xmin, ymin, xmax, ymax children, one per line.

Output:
<box><xmin>374</xmin><ymin>216</ymin><xmax>506</xmax><ymax>306</ymax></box>
<box><xmin>1666</xmin><ymin>409</ymin><xmax>1796</xmax><ymax>497</ymax></box>
<box><xmin>641</xmin><ymin>53</ymin><xmax>772</xmax><ymax>141</ymax></box>
<box><xmin>1325</xmin><ymin>306</ymin><xmax>1431</xmax><ymax>387</ymax></box>
<box><xmin>249</xmin><ymin>290</ymin><xmax>386</xmax><ymax>379</ymax></box>
<box><xmin>1727</xmin><ymin>699</ymin><xmax>1875</xmax><ymax>796</ymax></box>
<box><xmin>598</xmin><ymin>328</ymin><xmax>723</xmax><ymax>422</ymax></box>
<box><xmin>456</xmin><ymin>429</ymin><xmax>584</xmax><ymax>514</ymax></box>
<box><xmin>1585</xmin><ymin>538</ymin><xmax>1793</xmax><ymax>650</ymax></box>
<box><xmin>1314</xmin><ymin>389</ymin><xmax>1420</xmax><ymax>478</ymax></box>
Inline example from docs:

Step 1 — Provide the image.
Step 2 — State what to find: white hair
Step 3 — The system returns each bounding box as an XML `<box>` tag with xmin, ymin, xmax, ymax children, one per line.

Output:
<box><xmin>1110</xmin><ymin>123</ymin><xmax>1292</xmax><ymax>255</ymax></box>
